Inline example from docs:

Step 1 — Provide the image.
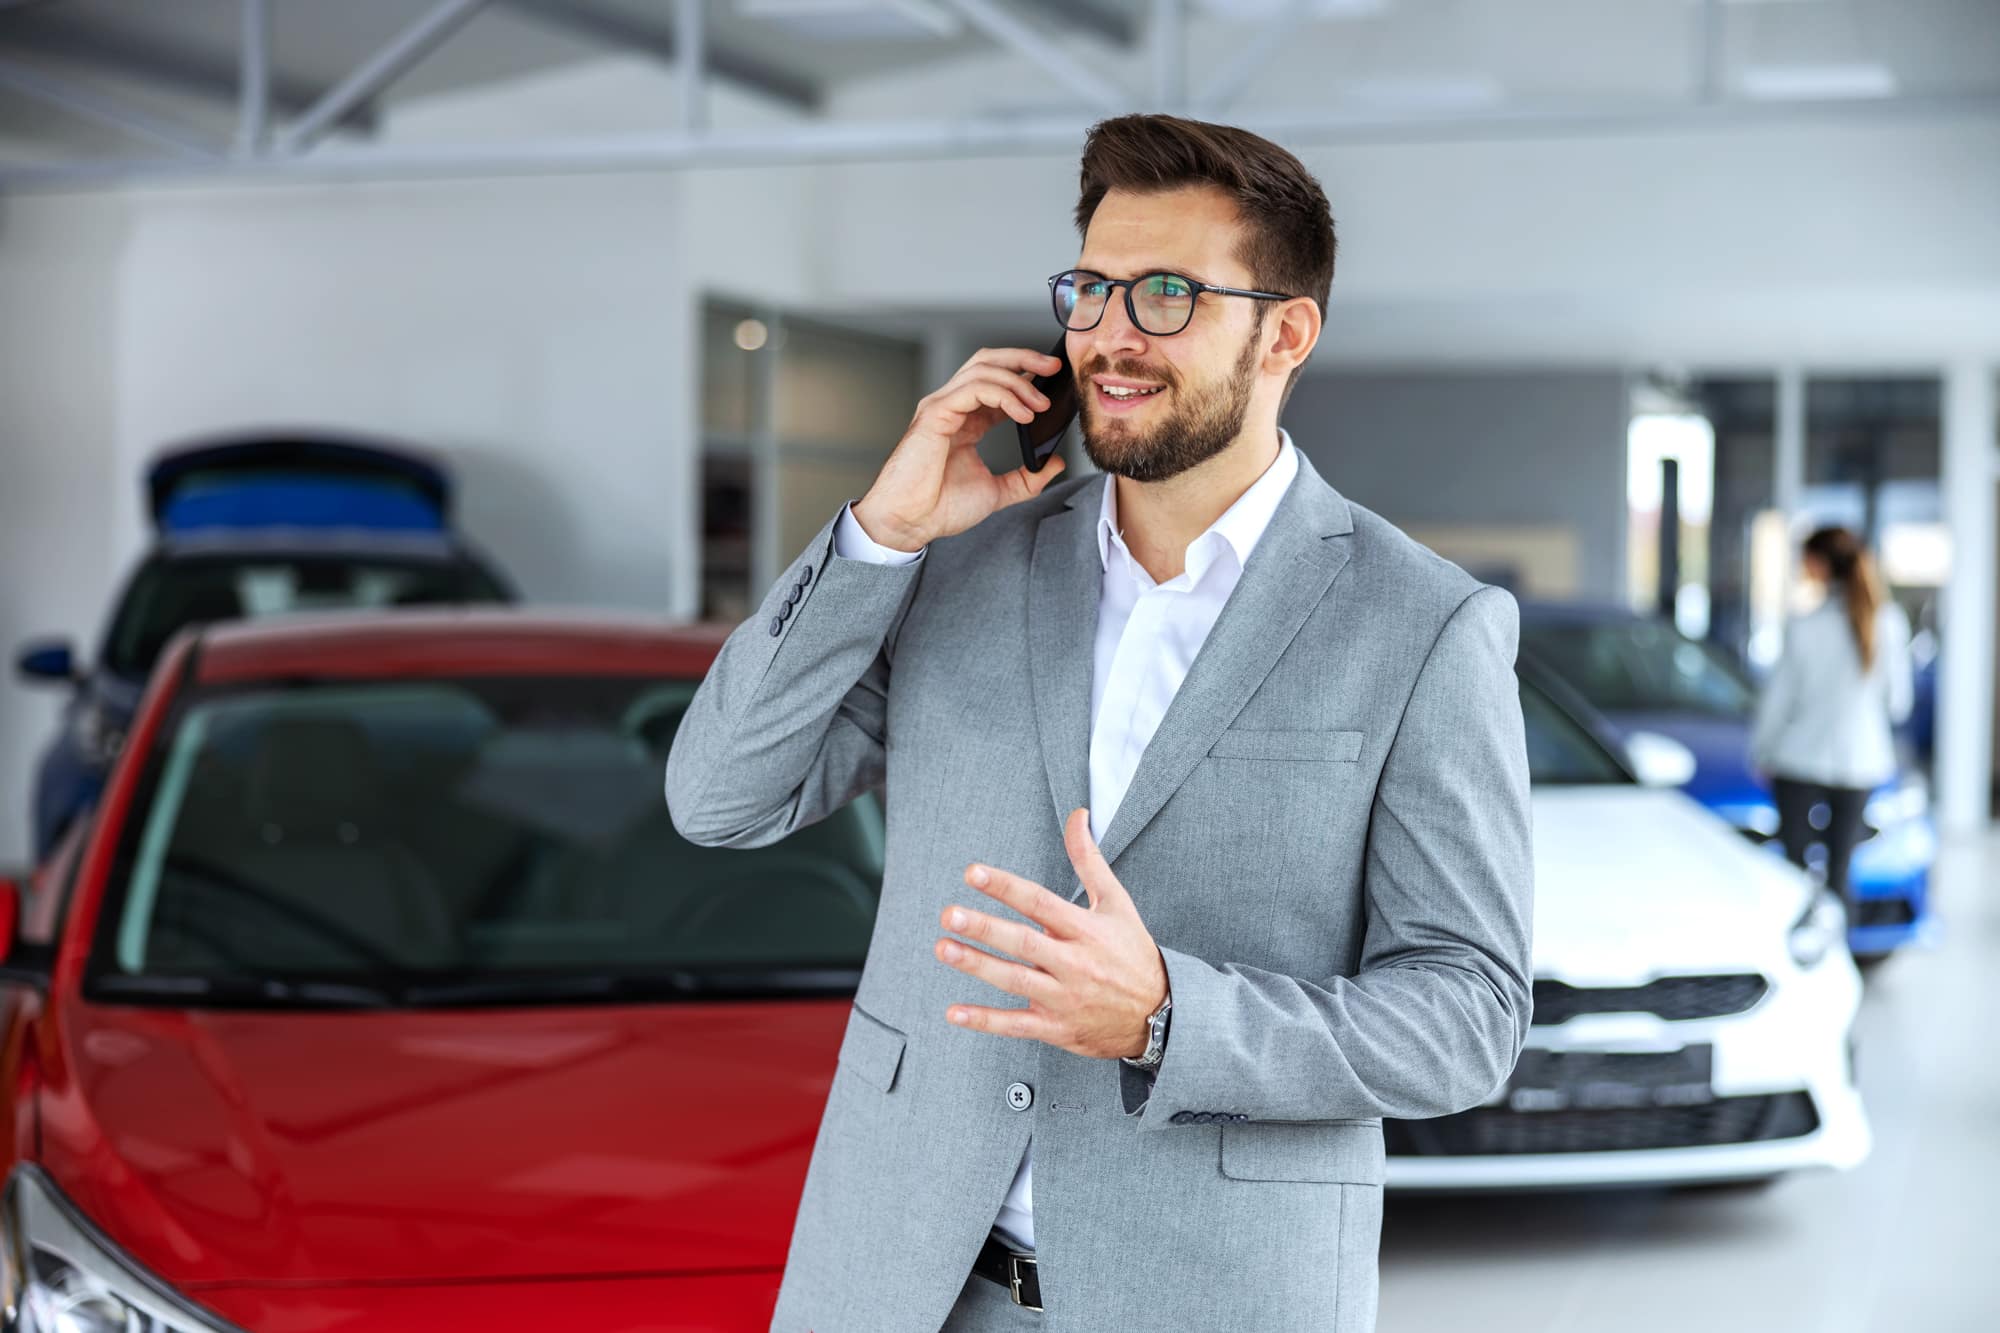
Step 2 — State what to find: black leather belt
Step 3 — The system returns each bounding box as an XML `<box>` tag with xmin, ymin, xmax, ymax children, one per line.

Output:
<box><xmin>972</xmin><ymin>1232</ymin><xmax>1043</xmax><ymax>1311</ymax></box>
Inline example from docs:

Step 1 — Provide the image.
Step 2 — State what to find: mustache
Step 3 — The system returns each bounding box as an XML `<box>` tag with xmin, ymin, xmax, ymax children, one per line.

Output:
<box><xmin>1076</xmin><ymin>357</ymin><xmax>1177</xmax><ymax>390</ymax></box>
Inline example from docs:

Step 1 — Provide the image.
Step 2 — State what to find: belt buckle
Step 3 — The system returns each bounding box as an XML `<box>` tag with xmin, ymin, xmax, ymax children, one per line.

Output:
<box><xmin>1007</xmin><ymin>1253</ymin><xmax>1043</xmax><ymax>1312</ymax></box>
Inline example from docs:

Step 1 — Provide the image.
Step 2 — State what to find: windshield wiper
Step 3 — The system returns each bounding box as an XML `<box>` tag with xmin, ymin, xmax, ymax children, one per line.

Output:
<box><xmin>92</xmin><ymin>974</ymin><xmax>399</xmax><ymax>1009</ymax></box>
<box><xmin>401</xmin><ymin>967</ymin><xmax>863</xmax><ymax>1008</ymax></box>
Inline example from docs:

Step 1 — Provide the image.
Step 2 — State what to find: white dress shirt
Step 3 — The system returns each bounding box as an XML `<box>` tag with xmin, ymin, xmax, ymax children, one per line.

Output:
<box><xmin>1750</xmin><ymin>596</ymin><xmax>1914</xmax><ymax>789</ymax></box>
<box><xmin>830</xmin><ymin>431</ymin><xmax>1301</xmax><ymax>1253</ymax></box>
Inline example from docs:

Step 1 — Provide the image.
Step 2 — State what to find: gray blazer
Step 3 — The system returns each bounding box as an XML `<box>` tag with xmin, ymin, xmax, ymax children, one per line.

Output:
<box><xmin>665</xmin><ymin>448</ymin><xmax>1534</xmax><ymax>1333</ymax></box>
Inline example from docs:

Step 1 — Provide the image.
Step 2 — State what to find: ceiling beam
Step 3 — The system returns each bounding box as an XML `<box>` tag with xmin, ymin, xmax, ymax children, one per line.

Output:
<box><xmin>1013</xmin><ymin>0</ymin><xmax>1134</xmax><ymax>47</ymax></box>
<box><xmin>938</xmin><ymin>0</ymin><xmax>1129</xmax><ymax>111</ymax></box>
<box><xmin>277</xmin><ymin>0</ymin><xmax>491</xmax><ymax>154</ymax></box>
<box><xmin>0</xmin><ymin>14</ymin><xmax>379</xmax><ymax>135</ymax></box>
<box><xmin>11</xmin><ymin>93</ymin><xmax>1997</xmax><ymax>190</ymax></box>
<box><xmin>0</xmin><ymin>53</ymin><xmax>220</xmax><ymax>156</ymax></box>
<box><xmin>496</xmin><ymin>0</ymin><xmax>819</xmax><ymax>113</ymax></box>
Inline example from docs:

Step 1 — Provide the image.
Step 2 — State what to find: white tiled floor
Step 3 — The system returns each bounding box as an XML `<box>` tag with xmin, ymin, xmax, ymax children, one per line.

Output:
<box><xmin>1377</xmin><ymin>830</ymin><xmax>2000</xmax><ymax>1333</ymax></box>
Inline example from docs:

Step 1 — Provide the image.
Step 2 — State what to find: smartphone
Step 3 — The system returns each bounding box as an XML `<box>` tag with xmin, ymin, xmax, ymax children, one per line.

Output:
<box><xmin>1016</xmin><ymin>337</ymin><xmax>1077</xmax><ymax>472</ymax></box>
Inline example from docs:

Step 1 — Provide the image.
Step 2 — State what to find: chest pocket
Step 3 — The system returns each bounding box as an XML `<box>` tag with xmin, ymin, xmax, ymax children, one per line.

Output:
<box><xmin>1207</xmin><ymin>728</ymin><xmax>1363</xmax><ymax>763</ymax></box>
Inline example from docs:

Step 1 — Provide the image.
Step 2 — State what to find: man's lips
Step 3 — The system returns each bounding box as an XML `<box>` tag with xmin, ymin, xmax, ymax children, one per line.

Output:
<box><xmin>1089</xmin><ymin>375</ymin><xmax>1169</xmax><ymax>412</ymax></box>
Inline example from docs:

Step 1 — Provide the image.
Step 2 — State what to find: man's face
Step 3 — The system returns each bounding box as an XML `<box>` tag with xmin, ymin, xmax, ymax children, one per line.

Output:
<box><xmin>1067</xmin><ymin>185</ymin><xmax>1270</xmax><ymax>484</ymax></box>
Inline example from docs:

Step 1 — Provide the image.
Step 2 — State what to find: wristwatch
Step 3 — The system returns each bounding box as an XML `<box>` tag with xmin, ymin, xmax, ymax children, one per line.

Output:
<box><xmin>1121</xmin><ymin>989</ymin><xmax>1173</xmax><ymax>1072</ymax></box>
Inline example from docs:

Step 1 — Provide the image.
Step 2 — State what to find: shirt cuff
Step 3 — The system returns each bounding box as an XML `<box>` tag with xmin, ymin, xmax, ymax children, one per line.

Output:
<box><xmin>834</xmin><ymin>500</ymin><xmax>926</xmax><ymax>566</ymax></box>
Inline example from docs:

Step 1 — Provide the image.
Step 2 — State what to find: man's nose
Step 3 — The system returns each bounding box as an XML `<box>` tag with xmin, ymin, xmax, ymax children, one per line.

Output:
<box><xmin>1087</xmin><ymin>290</ymin><xmax>1150</xmax><ymax>361</ymax></box>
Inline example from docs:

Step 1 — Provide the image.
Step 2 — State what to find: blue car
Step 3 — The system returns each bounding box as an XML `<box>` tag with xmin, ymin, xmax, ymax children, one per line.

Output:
<box><xmin>1518</xmin><ymin>603</ymin><xmax>1936</xmax><ymax>962</ymax></box>
<box><xmin>14</xmin><ymin>432</ymin><xmax>515</xmax><ymax>859</ymax></box>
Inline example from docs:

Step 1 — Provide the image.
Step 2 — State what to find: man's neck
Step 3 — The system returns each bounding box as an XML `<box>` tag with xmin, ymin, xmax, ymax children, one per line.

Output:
<box><xmin>1112</xmin><ymin>427</ymin><xmax>1282</xmax><ymax>585</ymax></box>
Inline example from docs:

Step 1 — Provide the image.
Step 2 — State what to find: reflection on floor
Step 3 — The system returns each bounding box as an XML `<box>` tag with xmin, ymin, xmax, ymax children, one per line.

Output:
<box><xmin>1378</xmin><ymin>830</ymin><xmax>2000</xmax><ymax>1333</ymax></box>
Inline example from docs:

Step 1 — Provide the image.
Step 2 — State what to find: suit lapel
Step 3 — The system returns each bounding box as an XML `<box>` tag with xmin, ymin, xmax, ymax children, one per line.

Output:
<box><xmin>1028</xmin><ymin>452</ymin><xmax>1356</xmax><ymax>900</ymax></box>
<box><xmin>1026</xmin><ymin>481</ymin><xmax>1102</xmax><ymax>848</ymax></box>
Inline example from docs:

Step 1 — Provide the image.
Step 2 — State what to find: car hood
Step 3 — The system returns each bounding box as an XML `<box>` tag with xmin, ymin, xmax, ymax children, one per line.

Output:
<box><xmin>1530</xmin><ymin>786</ymin><xmax>1809</xmax><ymax>982</ymax></box>
<box><xmin>51</xmin><ymin>998</ymin><xmax>844</xmax><ymax>1288</ymax></box>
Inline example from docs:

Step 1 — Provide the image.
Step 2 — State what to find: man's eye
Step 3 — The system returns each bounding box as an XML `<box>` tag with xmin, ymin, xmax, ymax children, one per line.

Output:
<box><xmin>1079</xmin><ymin>281</ymin><xmax>1110</xmax><ymax>297</ymax></box>
<box><xmin>1158</xmin><ymin>277</ymin><xmax>1192</xmax><ymax>298</ymax></box>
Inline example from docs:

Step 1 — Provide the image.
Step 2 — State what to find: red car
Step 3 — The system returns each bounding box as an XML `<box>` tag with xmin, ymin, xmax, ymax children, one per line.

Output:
<box><xmin>0</xmin><ymin>611</ymin><xmax>886</xmax><ymax>1331</ymax></box>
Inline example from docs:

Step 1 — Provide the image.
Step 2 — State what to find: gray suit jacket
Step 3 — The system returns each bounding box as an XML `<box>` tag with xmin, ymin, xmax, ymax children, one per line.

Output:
<box><xmin>665</xmin><ymin>447</ymin><xmax>1534</xmax><ymax>1333</ymax></box>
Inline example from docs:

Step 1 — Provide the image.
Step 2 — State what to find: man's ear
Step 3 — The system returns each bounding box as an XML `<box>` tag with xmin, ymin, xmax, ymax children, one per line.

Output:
<box><xmin>1263</xmin><ymin>297</ymin><xmax>1322</xmax><ymax>378</ymax></box>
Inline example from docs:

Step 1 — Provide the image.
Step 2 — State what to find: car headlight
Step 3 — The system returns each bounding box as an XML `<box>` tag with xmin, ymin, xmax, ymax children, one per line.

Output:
<box><xmin>1788</xmin><ymin>889</ymin><xmax>1848</xmax><ymax>969</ymax></box>
<box><xmin>71</xmin><ymin>702</ymin><xmax>125</xmax><ymax>768</ymax></box>
<box><xmin>1863</xmin><ymin>775</ymin><xmax>1929</xmax><ymax>831</ymax></box>
<box><xmin>2</xmin><ymin>1166</ymin><xmax>238</xmax><ymax>1333</ymax></box>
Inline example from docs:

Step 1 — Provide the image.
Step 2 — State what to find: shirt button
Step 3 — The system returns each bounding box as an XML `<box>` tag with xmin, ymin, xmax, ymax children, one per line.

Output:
<box><xmin>1006</xmin><ymin>1082</ymin><xmax>1033</xmax><ymax>1112</ymax></box>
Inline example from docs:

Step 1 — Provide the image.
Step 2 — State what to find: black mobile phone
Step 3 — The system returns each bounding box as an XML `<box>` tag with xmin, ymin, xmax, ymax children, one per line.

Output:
<box><xmin>1016</xmin><ymin>337</ymin><xmax>1077</xmax><ymax>472</ymax></box>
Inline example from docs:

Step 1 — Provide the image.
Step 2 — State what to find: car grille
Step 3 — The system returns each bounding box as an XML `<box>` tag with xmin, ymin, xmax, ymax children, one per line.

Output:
<box><xmin>1385</xmin><ymin>1092</ymin><xmax>1820</xmax><ymax>1156</ymax></box>
<box><xmin>1532</xmin><ymin>974</ymin><xmax>1769</xmax><ymax>1025</ymax></box>
<box><xmin>1851</xmin><ymin>897</ymin><xmax>1916</xmax><ymax>928</ymax></box>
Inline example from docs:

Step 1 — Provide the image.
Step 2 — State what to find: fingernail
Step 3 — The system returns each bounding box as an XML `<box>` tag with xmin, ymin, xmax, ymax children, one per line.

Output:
<box><xmin>940</xmin><ymin>940</ymin><xmax>961</xmax><ymax>961</ymax></box>
<box><xmin>969</xmin><ymin>865</ymin><xmax>990</xmax><ymax>887</ymax></box>
<box><xmin>947</xmin><ymin>908</ymin><xmax>967</xmax><ymax>929</ymax></box>
<box><xmin>950</xmin><ymin>1008</ymin><xmax>968</xmax><ymax>1024</ymax></box>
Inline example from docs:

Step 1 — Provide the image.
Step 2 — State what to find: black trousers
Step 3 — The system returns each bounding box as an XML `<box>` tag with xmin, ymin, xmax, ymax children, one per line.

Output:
<box><xmin>1771</xmin><ymin>777</ymin><xmax>1871</xmax><ymax>910</ymax></box>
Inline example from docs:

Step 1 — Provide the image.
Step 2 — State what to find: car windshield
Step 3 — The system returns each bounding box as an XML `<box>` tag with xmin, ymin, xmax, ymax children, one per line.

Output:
<box><xmin>1520</xmin><ymin>677</ymin><xmax>1630</xmax><ymax>785</ymax></box>
<box><xmin>1520</xmin><ymin>618</ymin><xmax>1754</xmax><ymax>720</ymax></box>
<box><xmin>90</xmin><ymin>675</ymin><xmax>882</xmax><ymax>1007</ymax></box>
<box><xmin>102</xmin><ymin>555</ymin><xmax>507</xmax><ymax>679</ymax></box>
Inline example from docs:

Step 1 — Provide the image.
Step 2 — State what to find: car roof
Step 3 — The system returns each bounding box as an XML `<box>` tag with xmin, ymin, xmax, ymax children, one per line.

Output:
<box><xmin>155</xmin><ymin>529</ymin><xmax>468</xmax><ymax>561</ymax></box>
<box><xmin>190</xmin><ymin>609</ymin><xmax>734</xmax><ymax>685</ymax></box>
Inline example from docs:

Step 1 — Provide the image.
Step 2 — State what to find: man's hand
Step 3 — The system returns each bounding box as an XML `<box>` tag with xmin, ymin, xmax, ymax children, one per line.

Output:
<box><xmin>851</xmin><ymin>347</ymin><xmax>1069</xmax><ymax>553</ymax></box>
<box><xmin>934</xmin><ymin>807</ymin><xmax>1169</xmax><ymax>1060</ymax></box>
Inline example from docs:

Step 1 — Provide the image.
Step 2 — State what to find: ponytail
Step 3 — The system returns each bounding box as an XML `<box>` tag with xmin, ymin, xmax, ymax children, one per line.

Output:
<box><xmin>1803</xmin><ymin>526</ymin><xmax>1884</xmax><ymax>671</ymax></box>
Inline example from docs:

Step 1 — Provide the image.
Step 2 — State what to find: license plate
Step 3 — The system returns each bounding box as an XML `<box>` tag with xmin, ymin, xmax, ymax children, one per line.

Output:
<box><xmin>1505</xmin><ymin>1045</ymin><xmax>1715</xmax><ymax>1112</ymax></box>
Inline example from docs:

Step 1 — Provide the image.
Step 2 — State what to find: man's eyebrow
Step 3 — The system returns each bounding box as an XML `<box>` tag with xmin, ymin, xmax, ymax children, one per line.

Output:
<box><xmin>1074</xmin><ymin>263</ymin><xmax>1216</xmax><ymax>284</ymax></box>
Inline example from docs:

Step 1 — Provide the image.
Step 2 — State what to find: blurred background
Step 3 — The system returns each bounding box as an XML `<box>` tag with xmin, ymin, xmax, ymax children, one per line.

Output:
<box><xmin>0</xmin><ymin>2</ymin><xmax>1997</xmax><ymax>1330</ymax></box>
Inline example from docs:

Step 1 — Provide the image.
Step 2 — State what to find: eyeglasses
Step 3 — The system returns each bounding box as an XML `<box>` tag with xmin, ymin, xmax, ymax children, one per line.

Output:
<box><xmin>1047</xmin><ymin>268</ymin><xmax>1294</xmax><ymax>337</ymax></box>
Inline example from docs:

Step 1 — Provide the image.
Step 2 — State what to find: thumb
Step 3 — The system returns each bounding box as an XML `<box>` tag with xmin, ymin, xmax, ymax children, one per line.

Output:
<box><xmin>1017</xmin><ymin>455</ymin><xmax>1068</xmax><ymax>498</ymax></box>
<box><xmin>1065</xmin><ymin>806</ymin><xmax>1122</xmax><ymax>911</ymax></box>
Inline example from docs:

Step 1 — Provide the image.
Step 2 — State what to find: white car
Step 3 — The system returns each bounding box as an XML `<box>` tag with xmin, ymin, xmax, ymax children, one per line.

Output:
<box><xmin>1384</xmin><ymin>669</ymin><xmax>1870</xmax><ymax>1191</ymax></box>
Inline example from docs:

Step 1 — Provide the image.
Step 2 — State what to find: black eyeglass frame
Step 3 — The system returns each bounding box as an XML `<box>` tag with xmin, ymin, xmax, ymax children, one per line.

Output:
<box><xmin>1046</xmin><ymin>268</ymin><xmax>1297</xmax><ymax>336</ymax></box>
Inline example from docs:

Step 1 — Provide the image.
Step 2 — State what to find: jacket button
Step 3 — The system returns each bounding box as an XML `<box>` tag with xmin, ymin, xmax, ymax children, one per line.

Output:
<box><xmin>799</xmin><ymin>564</ymin><xmax>814</xmax><ymax>584</ymax></box>
<box><xmin>1006</xmin><ymin>1082</ymin><xmax>1033</xmax><ymax>1112</ymax></box>
<box><xmin>768</xmin><ymin>616</ymin><xmax>784</xmax><ymax>636</ymax></box>
<box><xmin>1170</xmin><ymin>1111</ymin><xmax>1194</xmax><ymax>1125</ymax></box>
<box><xmin>786</xmin><ymin>584</ymin><xmax>803</xmax><ymax>604</ymax></box>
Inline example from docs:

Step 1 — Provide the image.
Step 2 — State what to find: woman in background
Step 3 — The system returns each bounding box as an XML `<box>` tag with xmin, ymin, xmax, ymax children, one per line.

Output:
<box><xmin>1751</xmin><ymin>526</ymin><xmax>1914</xmax><ymax>919</ymax></box>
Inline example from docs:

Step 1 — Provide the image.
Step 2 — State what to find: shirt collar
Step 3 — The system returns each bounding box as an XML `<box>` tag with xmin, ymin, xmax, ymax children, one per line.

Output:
<box><xmin>1095</xmin><ymin>428</ymin><xmax>1300</xmax><ymax>581</ymax></box>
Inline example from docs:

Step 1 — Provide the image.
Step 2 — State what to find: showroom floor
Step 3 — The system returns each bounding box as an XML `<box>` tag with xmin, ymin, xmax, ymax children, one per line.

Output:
<box><xmin>1377</xmin><ymin>830</ymin><xmax>2000</xmax><ymax>1333</ymax></box>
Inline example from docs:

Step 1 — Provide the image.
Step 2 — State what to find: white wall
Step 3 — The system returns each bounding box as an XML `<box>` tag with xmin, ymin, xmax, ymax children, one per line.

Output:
<box><xmin>0</xmin><ymin>191</ymin><xmax>129</xmax><ymax>868</ymax></box>
<box><xmin>807</xmin><ymin>112</ymin><xmax>2000</xmax><ymax>365</ymax></box>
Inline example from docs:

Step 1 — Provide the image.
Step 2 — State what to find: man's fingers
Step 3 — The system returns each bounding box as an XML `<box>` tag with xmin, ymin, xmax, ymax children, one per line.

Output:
<box><xmin>941</xmin><ymin>901</ymin><xmax>1065</xmax><ymax>971</ymax></box>
<box><xmin>961</xmin><ymin>862</ymin><xmax>1090</xmax><ymax>937</ymax></box>
<box><xmin>934</xmin><ymin>936</ymin><xmax>1059</xmax><ymax>1003</ymax></box>
<box><xmin>964</xmin><ymin>346</ymin><xmax>1065</xmax><ymax>378</ymax></box>
<box><xmin>946</xmin><ymin>1001</ymin><xmax>1056</xmax><ymax>1041</ymax></box>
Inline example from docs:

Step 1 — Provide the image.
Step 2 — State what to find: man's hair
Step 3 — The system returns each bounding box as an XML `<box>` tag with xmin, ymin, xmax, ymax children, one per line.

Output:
<box><xmin>1074</xmin><ymin>114</ymin><xmax>1336</xmax><ymax>395</ymax></box>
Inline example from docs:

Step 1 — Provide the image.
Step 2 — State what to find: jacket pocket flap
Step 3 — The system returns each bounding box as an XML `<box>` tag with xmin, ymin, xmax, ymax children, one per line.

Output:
<box><xmin>836</xmin><ymin>1002</ymin><xmax>907</xmax><ymax>1094</ymax></box>
<box><xmin>1219</xmin><ymin>1120</ymin><xmax>1383</xmax><ymax>1184</ymax></box>
<box><xmin>1208</xmin><ymin>728</ymin><xmax>1363</xmax><ymax>763</ymax></box>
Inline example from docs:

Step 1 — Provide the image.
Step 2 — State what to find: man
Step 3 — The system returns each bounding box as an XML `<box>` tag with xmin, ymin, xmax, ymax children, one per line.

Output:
<box><xmin>666</xmin><ymin>114</ymin><xmax>1533</xmax><ymax>1333</ymax></box>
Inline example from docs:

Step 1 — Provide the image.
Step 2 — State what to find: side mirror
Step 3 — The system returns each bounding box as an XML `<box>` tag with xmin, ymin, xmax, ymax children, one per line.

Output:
<box><xmin>1624</xmin><ymin>730</ymin><xmax>1699</xmax><ymax>789</ymax></box>
<box><xmin>0</xmin><ymin>877</ymin><xmax>50</xmax><ymax>990</ymax></box>
<box><xmin>0</xmin><ymin>878</ymin><xmax>17</xmax><ymax>962</ymax></box>
<box><xmin>15</xmin><ymin>640</ymin><xmax>77</xmax><ymax>685</ymax></box>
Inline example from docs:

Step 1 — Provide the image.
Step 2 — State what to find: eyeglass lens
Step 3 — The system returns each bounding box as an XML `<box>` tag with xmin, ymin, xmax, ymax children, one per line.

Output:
<box><xmin>1052</xmin><ymin>271</ymin><xmax>1196</xmax><ymax>335</ymax></box>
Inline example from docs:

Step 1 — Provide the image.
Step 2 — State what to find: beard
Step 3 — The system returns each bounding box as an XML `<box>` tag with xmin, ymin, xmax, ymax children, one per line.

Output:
<box><xmin>1078</xmin><ymin>323</ymin><xmax>1263</xmax><ymax>484</ymax></box>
